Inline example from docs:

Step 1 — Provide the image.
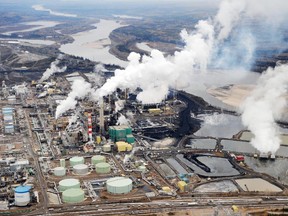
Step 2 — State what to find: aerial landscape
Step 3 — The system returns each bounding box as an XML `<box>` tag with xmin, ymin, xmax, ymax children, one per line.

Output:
<box><xmin>1</xmin><ymin>0</ymin><xmax>288</xmax><ymax>215</ymax></box>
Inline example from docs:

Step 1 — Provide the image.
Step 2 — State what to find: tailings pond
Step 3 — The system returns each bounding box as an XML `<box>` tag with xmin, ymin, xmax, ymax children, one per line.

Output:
<box><xmin>245</xmin><ymin>156</ymin><xmax>288</xmax><ymax>185</ymax></box>
<box><xmin>195</xmin><ymin>113</ymin><xmax>244</xmax><ymax>138</ymax></box>
<box><xmin>176</xmin><ymin>154</ymin><xmax>240</xmax><ymax>177</ymax></box>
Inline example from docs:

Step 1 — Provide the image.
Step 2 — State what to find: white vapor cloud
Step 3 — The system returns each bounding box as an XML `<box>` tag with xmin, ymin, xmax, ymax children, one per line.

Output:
<box><xmin>40</xmin><ymin>55</ymin><xmax>67</xmax><ymax>82</ymax></box>
<box><xmin>93</xmin><ymin>19</ymin><xmax>214</xmax><ymax>104</ymax></box>
<box><xmin>94</xmin><ymin>0</ymin><xmax>288</xmax><ymax>104</ymax></box>
<box><xmin>241</xmin><ymin>64</ymin><xmax>288</xmax><ymax>154</ymax></box>
<box><xmin>113</xmin><ymin>14</ymin><xmax>143</xmax><ymax>20</ymax></box>
<box><xmin>32</xmin><ymin>5</ymin><xmax>78</xmax><ymax>18</ymax></box>
<box><xmin>55</xmin><ymin>79</ymin><xmax>92</xmax><ymax>118</ymax></box>
<box><xmin>86</xmin><ymin>0</ymin><xmax>288</xmax><ymax>155</ymax></box>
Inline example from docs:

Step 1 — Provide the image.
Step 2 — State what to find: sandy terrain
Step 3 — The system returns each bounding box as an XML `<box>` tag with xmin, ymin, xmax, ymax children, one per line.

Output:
<box><xmin>207</xmin><ymin>84</ymin><xmax>255</xmax><ymax>109</ymax></box>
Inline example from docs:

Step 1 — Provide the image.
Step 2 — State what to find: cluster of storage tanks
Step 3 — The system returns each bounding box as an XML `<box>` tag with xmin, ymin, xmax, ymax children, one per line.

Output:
<box><xmin>53</xmin><ymin>155</ymin><xmax>134</xmax><ymax>203</ymax></box>
<box><xmin>58</xmin><ymin>175</ymin><xmax>133</xmax><ymax>203</ymax></box>
<box><xmin>59</xmin><ymin>178</ymin><xmax>84</xmax><ymax>203</ymax></box>
<box><xmin>53</xmin><ymin>155</ymin><xmax>111</xmax><ymax>177</ymax></box>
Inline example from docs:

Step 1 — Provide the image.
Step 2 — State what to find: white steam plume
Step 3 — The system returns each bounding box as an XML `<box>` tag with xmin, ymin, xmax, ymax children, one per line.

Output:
<box><xmin>32</xmin><ymin>5</ymin><xmax>78</xmax><ymax>18</ymax></box>
<box><xmin>94</xmin><ymin>20</ymin><xmax>214</xmax><ymax>104</ymax></box>
<box><xmin>89</xmin><ymin>64</ymin><xmax>105</xmax><ymax>87</ymax></box>
<box><xmin>94</xmin><ymin>0</ymin><xmax>288</xmax><ymax>104</ymax></box>
<box><xmin>68</xmin><ymin>114</ymin><xmax>78</xmax><ymax>127</ymax></box>
<box><xmin>40</xmin><ymin>55</ymin><xmax>67</xmax><ymax>82</ymax></box>
<box><xmin>215</xmin><ymin>0</ymin><xmax>246</xmax><ymax>41</ymax></box>
<box><xmin>94</xmin><ymin>64</ymin><xmax>106</xmax><ymax>73</ymax></box>
<box><xmin>90</xmin><ymin>0</ymin><xmax>288</xmax><ymax>154</ymax></box>
<box><xmin>55</xmin><ymin>79</ymin><xmax>92</xmax><ymax>119</ymax></box>
<box><xmin>215</xmin><ymin>0</ymin><xmax>288</xmax><ymax>41</ymax></box>
<box><xmin>241</xmin><ymin>64</ymin><xmax>288</xmax><ymax>154</ymax></box>
<box><xmin>116</xmin><ymin>114</ymin><xmax>130</xmax><ymax>126</ymax></box>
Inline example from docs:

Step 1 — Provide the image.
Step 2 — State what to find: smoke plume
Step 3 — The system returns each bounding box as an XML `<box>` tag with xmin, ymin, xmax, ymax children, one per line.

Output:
<box><xmin>116</xmin><ymin>113</ymin><xmax>130</xmax><ymax>126</ymax></box>
<box><xmin>94</xmin><ymin>64</ymin><xmax>106</xmax><ymax>73</ymax></box>
<box><xmin>32</xmin><ymin>5</ymin><xmax>78</xmax><ymax>18</ymax></box>
<box><xmin>40</xmin><ymin>55</ymin><xmax>67</xmax><ymax>82</ymax></box>
<box><xmin>94</xmin><ymin>0</ymin><xmax>288</xmax><ymax>104</ymax></box>
<box><xmin>90</xmin><ymin>0</ymin><xmax>288</xmax><ymax>154</ymax></box>
<box><xmin>241</xmin><ymin>64</ymin><xmax>288</xmax><ymax>154</ymax></box>
<box><xmin>94</xmin><ymin>20</ymin><xmax>214</xmax><ymax>104</ymax></box>
<box><xmin>55</xmin><ymin>79</ymin><xmax>92</xmax><ymax>118</ymax></box>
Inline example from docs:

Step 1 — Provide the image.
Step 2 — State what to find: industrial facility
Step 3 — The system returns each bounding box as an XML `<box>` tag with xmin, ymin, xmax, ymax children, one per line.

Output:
<box><xmin>0</xmin><ymin>71</ymin><xmax>287</xmax><ymax>216</ymax></box>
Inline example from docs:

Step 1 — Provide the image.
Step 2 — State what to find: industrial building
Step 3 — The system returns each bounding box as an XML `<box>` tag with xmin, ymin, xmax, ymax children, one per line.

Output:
<box><xmin>177</xmin><ymin>181</ymin><xmax>187</xmax><ymax>192</ymax></box>
<box><xmin>109</xmin><ymin>125</ymin><xmax>134</xmax><ymax>143</ymax></box>
<box><xmin>115</xmin><ymin>141</ymin><xmax>133</xmax><ymax>152</ymax></box>
<box><xmin>0</xmin><ymin>70</ymin><xmax>287</xmax><ymax>216</ymax></box>
<box><xmin>2</xmin><ymin>107</ymin><xmax>15</xmax><ymax>134</ymax></box>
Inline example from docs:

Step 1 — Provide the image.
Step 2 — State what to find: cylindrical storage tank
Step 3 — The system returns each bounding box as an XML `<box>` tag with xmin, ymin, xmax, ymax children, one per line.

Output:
<box><xmin>62</xmin><ymin>188</ymin><xmax>84</xmax><ymax>203</ymax></box>
<box><xmin>69</xmin><ymin>156</ymin><xmax>84</xmax><ymax>166</ymax></box>
<box><xmin>91</xmin><ymin>155</ymin><xmax>105</xmax><ymax>165</ymax></box>
<box><xmin>106</xmin><ymin>177</ymin><xmax>132</xmax><ymax>194</ymax></box>
<box><xmin>14</xmin><ymin>185</ymin><xmax>31</xmax><ymax>206</ymax></box>
<box><xmin>59</xmin><ymin>179</ymin><xmax>80</xmax><ymax>192</ymax></box>
<box><xmin>54</xmin><ymin>167</ymin><xmax>66</xmax><ymax>177</ymax></box>
<box><xmin>73</xmin><ymin>164</ymin><xmax>89</xmax><ymax>175</ymax></box>
<box><xmin>96</xmin><ymin>162</ymin><xmax>111</xmax><ymax>174</ymax></box>
<box><xmin>102</xmin><ymin>144</ymin><xmax>111</xmax><ymax>152</ymax></box>
<box><xmin>60</xmin><ymin>159</ymin><xmax>65</xmax><ymax>167</ymax></box>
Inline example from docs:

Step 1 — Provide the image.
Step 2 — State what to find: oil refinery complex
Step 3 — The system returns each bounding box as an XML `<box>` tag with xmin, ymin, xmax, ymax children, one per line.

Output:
<box><xmin>0</xmin><ymin>72</ymin><xmax>288</xmax><ymax>216</ymax></box>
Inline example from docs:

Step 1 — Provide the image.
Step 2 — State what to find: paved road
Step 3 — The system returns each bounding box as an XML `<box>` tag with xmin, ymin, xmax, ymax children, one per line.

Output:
<box><xmin>24</xmin><ymin>109</ymin><xmax>48</xmax><ymax>215</ymax></box>
<box><xmin>25</xmin><ymin>196</ymin><xmax>288</xmax><ymax>216</ymax></box>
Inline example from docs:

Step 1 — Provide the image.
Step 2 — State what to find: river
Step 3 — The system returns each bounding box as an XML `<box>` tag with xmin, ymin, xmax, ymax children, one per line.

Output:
<box><xmin>60</xmin><ymin>19</ymin><xmax>128</xmax><ymax>67</ymax></box>
<box><xmin>2</xmin><ymin>21</ymin><xmax>60</xmax><ymax>36</ymax></box>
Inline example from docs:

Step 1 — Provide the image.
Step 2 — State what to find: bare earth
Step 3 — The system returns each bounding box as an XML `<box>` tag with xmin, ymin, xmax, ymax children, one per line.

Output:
<box><xmin>207</xmin><ymin>84</ymin><xmax>254</xmax><ymax>109</ymax></box>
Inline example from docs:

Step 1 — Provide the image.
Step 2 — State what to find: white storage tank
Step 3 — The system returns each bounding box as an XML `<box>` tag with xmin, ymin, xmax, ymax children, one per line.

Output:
<box><xmin>69</xmin><ymin>156</ymin><xmax>84</xmax><ymax>166</ymax></box>
<box><xmin>102</xmin><ymin>144</ymin><xmax>111</xmax><ymax>152</ymax></box>
<box><xmin>59</xmin><ymin>178</ymin><xmax>80</xmax><ymax>192</ymax></box>
<box><xmin>106</xmin><ymin>177</ymin><xmax>132</xmax><ymax>194</ymax></box>
<box><xmin>54</xmin><ymin>167</ymin><xmax>66</xmax><ymax>177</ymax></box>
<box><xmin>14</xmin><ymin>185</ymin><xmax>31</xmax><ymax>206</ymax></box>
<box><xmin>73</xmin><ymin>164</ymin><xmax>89</xmax><ymax>175</ymax></box>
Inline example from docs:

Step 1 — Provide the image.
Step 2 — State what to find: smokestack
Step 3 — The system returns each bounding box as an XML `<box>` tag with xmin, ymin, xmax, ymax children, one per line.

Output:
<box><xmin>99</xmin><ymin>97</ymin><xmax>105</xmax><ymax>134</ymax></box>
<box><xmin>87</xmin><ymin>112</ymin><xmax>93</xmax><ymax>142</ymax></box>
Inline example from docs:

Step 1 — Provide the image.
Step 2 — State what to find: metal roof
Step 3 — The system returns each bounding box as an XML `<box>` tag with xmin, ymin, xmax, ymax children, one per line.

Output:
<box><xmin>15</xmin><ymin>185</ymin><xmax>32</xmax><ymax>193</ymax></box>
<box><xmin>106</xmin><ymin>177</ymin><xmax>132</xmax><ymax>187</ymax></box>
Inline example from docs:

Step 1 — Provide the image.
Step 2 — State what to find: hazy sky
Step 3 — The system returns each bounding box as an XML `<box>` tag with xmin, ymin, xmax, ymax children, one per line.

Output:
<box><xmin>0</xmin><ymin>0</ymin><xmax>220</xmax><ymax>8</ymax></box>
<box><xmin>0</xmin><ymin>0</ymin><xmax>220</xmax><ymax>17</ymax></box>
